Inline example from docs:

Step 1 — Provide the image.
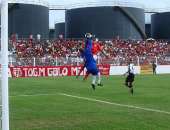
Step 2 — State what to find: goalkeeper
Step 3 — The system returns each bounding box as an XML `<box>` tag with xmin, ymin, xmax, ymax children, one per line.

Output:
<box><xmin>80</xmin><ymin>33</ymin><xmax>103</xmax><ymax>90</ymax></box>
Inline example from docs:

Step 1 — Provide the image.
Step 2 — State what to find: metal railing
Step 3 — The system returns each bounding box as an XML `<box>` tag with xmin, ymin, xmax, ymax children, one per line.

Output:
<box><xmin>8</xmin><ymin>55</ymin><xmax>170</xmax><ymax>67</ymax></box>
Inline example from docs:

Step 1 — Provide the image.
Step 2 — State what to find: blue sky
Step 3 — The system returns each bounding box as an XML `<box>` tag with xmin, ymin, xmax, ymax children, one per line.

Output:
<box><xmin>49</xmin><ymin>0</ymin><xmax>170</xmax><ymax>28</ymax></box>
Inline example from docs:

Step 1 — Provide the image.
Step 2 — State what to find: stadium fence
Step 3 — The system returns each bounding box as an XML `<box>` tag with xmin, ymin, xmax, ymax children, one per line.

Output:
<box><xmin>8</xmin><ymin>55</ymin><xmax>170</xmax><ymax>67</ymax></box>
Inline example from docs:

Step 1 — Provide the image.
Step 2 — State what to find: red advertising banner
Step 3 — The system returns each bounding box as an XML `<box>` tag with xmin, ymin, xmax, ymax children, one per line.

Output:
<box><xmin>98</xmin><ymin>64</ymin><xmax>110</xmax><ymax>75</ymax></box>
<box><xmin>10</xmin><ymin>65</ymin><xmax>110</xmax><ymax>78</ymax></box>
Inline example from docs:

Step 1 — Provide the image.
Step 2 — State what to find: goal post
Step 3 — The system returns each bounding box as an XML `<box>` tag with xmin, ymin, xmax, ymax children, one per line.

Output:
<box><xmin>1</xmin><ymin>0</ymin><xmax>9</xmax><ymax>130</ymax></box>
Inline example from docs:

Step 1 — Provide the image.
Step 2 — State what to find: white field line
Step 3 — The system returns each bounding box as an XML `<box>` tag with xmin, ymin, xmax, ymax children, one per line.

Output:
<box><xmin>10</xmin><ymin>93</ymin><xmax>170</xmax><ymax>115</ymax></box>
<box><xmin>10</xmin><ymin>93</ymin><xmax>58</xmax><ymax>97</ymax></box>
<box><xmin>58</xmin><ymin>93</ymin><xmax>170</xmax><ymax>115</ymax></box>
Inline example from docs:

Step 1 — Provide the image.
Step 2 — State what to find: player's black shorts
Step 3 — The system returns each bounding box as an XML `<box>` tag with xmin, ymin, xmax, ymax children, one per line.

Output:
<box><xmin>126</xmin><ymin>73</ymin><xmax>135</xmax><ymax>82</ymax></box>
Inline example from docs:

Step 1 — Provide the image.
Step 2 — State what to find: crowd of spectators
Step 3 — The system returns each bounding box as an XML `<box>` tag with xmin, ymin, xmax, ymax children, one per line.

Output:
<box><xmin>10</xmin><ymin>39</ymin><xmax>81</xmax><ymax>58</ymax></box>
<box><xmin>9</xmin><ymin>37</ymin><xmax>170</xmax><ymax>65</ymax></box>
<box><xmin>102</xmin><ymin>39</ymin><xmax>170</xmax><ymax>65</ymax></box>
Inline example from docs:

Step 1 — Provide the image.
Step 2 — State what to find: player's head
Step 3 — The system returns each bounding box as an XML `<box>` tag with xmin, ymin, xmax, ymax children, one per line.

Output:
<box><xmin>85</xmin><ymin>33</ymin><xmax>92</xmax><ymax>39</ymax></box>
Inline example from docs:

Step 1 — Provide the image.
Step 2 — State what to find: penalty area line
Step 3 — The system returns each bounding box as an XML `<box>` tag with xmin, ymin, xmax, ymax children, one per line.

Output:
<box><xmin>58</xmin><ymin>93</ymin><xmax>170</xmax><ymax>115</ymax></box>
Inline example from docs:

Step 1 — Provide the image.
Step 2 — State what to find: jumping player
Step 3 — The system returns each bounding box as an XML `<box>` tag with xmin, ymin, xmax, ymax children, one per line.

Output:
<box><xmin>76</xmin><ymin>37</ymin><xmax>107</xmax><ymax>80</ymax></box>
<box><xmin>124</xmin><ymin>60</ymin><xmax>135</xmax><ymax>94</ymax></box>
<box><xmin>82</xmin><ymin>33</ymin><xmax>102</xmax><ymax>90</ymax></box>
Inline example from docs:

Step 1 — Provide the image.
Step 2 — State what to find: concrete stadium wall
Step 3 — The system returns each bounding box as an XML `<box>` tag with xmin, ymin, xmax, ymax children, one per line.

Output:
<box><xmin>109</xmin><ymin>65</ymin><xmax>170</xmax><ymax>75</ymax></box>
<box><xmin>156</xmin><ymin>65</ymin><xmax>170</xmax><ymax>74</ymax></box>
<box><xmin>109</xmin><ymin>66</ymin><xmax>141</xmax><ymax>75</ymax></box>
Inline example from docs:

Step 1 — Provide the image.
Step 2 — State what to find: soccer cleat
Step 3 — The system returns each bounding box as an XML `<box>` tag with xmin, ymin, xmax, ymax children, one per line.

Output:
<box><xmin>91</xmin><ymin>84</ymin><xmax>96</xmax><ymax>90</ymax></box>
<box><xmin>97</xmin><ymin>83</ymin><xmax>103</xmax><ymax>87</ymax></box>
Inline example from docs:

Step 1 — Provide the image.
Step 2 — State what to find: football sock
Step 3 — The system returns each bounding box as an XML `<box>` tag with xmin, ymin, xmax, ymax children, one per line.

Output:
<box><xmin>92</xmin><ymin>76</ymin><xmax>96</xmax><ymax>85</ymax></box>
<box><xmin>97</xmin><ymin>72</ymin><xmax>101</xmax><ymax>84</ymax></box>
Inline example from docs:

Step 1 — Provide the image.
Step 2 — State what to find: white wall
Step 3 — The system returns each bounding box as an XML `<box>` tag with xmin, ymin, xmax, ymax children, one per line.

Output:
<box><xmin>109</xmin><ymin>65</ymin><xmax>170</xmax><ymax>75</ymax></box>
<box><xmin>156</xmin><ymin>65</ymin><xmax>170</xmax><ymax>74</ymax></box>
<box><xmin>109</xmin><ymin>66</ymin><xmax>141</xmax><ymax>75</ymax></box>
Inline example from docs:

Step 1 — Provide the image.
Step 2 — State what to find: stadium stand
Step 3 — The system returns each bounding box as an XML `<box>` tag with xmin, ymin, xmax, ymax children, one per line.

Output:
<box><xmin>8</xmin><ymin>38</ymin><xmax>170</xmax><ymax>66</ymax></box>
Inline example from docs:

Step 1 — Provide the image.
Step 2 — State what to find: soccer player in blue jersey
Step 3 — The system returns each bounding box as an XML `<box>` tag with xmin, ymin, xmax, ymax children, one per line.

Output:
<box><xmin>82</xmin><ymin>33</ymin><xmax>102</xmax><ymax>90</ymax></box>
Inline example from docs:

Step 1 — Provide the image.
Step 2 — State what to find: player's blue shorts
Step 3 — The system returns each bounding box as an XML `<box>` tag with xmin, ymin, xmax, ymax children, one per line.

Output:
<box><xmin>86</xmin><ymin>66</ymin><xmax>99</xmax><ymax>75</ymax></box>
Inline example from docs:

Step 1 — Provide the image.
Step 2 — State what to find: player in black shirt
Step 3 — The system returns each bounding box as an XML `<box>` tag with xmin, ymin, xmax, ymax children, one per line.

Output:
<box><xmin>124</xmin><ymin>62</ymin><xmax>135</xmax><ymax>95</ymax></box>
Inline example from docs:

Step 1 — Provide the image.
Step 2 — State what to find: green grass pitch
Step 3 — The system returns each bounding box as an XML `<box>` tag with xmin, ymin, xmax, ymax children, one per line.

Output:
<box><xmin>10</xmin><ymin>75</ymin><xmax>170</xmax><ymax>130</ymax></box>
